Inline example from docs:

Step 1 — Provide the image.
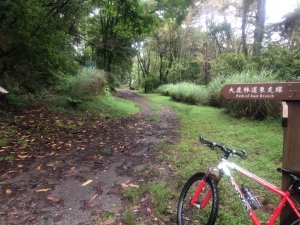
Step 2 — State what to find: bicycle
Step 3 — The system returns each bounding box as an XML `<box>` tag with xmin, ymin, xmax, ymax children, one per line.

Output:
<box><xmin>177</xmin><ymin>135</ymin><xmax>300</xmax><ymax>225</ymax></box>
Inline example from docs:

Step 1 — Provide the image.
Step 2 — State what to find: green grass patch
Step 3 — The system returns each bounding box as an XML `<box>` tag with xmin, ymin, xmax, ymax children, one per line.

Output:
<box><xmin>123</xmin><ymin>186</ymin><xmax>146</xmax><ymax>205</ymax></box>
<box><xmin>144</xmin><ymin>93</ymin><xmax>283</xmax><ymax>225</ymax></box>
<box><xmin>0</xmin><ymin>139</ymin><xmax>8</xmax><ymax>148</ymax></box>
<box><xmin>87</xmin><ymin>95</ymin><xmax>139</xmax><ymax>118</ymax></box>
<box><xmin>148</xmin><ymin>183</ymin><xmax>173</xmax><ymax>216</ymax></box>
<box><xmin>0</xmin><ymin>155</ymin><xmax>13</xmax><ymax>162</ymax></box>
<box><xmin>123</xmin><ymin>208</ymin><xmax>135</xmax><ymax>225</ymax></box>
<box><xmin>123</xmin><ymin>182</ymin><xmax>174</xmax><ymax>217</ymax></box>
<box><xmin>94</xmin><ymin>211</ymin><xmax>116</xmax><ymax>225</ymax></box>
<box><xmin>49</xmin><ymin>95</ymin><xmax>139</xmax><ymax>118</ymax></box>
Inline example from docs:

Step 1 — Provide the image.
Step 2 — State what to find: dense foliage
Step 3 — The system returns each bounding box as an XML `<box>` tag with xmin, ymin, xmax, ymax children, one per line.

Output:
<box><xmin>0</xmin><ymin>0</ymin><xmax>82</xmax><ymax>93</ymax></box>
<box><xmin>157</xmin><ymin>70</ymin><xmax>281</xmax><ymax>119</ymax></box>
<box><xmin>55</xmin><ymin>67</ymin><xmax>108</xmax><ymax>107</ymax></box>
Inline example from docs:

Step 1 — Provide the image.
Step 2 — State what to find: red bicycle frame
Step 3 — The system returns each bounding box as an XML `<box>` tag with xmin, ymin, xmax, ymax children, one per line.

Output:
<box><xmin>190</xmin><ymin>159</ymin><xmax>300</xmax><ymax>225</ymax></box>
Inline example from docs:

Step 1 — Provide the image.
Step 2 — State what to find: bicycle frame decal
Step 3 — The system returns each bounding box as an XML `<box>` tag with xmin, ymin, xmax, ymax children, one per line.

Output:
<box><xmin>227</xmin><ymin>175</ymin><xmax>251</xmax><ymax>213</ymax></box>
<box><xmin>215</xmin><ymin>159</ymin><xmax>300</xmax><ymax>225</ymax></box>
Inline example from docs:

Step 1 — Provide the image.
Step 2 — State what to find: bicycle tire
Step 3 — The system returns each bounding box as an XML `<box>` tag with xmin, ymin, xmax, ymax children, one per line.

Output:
<box><xmin>282</xmin><ymin>213</ymin><xmax>300</xmax><ymax>225</ymax></box>
<box><xmin>177</xmin><ymin>172</ymin><xmax>219</xmax><ymax>225</ymax></box>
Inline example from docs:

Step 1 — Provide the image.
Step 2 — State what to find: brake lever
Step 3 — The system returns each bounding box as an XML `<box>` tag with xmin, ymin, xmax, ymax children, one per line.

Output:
<box><xmin>241</xmin><ymin>150</ymin><xmax>248</xmax><ymax>159</ymax></box>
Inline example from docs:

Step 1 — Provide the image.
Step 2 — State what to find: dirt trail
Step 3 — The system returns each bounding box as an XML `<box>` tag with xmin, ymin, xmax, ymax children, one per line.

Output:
<box><xmin>0</xmin><ymin>89</ymin><xmax>179</xmax><ymax>225</ymax></box>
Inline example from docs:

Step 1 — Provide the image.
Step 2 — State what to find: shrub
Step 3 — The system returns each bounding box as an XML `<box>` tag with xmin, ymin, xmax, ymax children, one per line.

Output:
<box><xmin>157</xmin><ymin>70</ymin><xmax>280</xmax><ymax>120</ymax></box>
<box><xmin>206</xmin><ymin>77</ymin><xmax>224</xmax><ymax>107</ymax></box>
<box><xmin>157</xmin><ymin>83</ymin><xmax>209</xmax><ymax>105</ymax></box>
<box><xmin>0</xmin><ymin>76</ymin><xmax>49</xmax><ymax>107</ymax></box>
<box><xmin>144</xmin><ymin>74</ymin><xmax>160</xmax><ymax>93</ymax></box>
<box><xmin>56</xmin><ymin>68</ymin><xmax>107</xmax><ymax>106</ymax></box>
<box><xmin>254</xmin><ymin>44</ymin><xmax>300</xmax><ymax>81</ymax></box>
<box><xmin>157</xmin><ymin>84</ymin><xmax>175</xmax><ymax>96</ymax></box>
<box><xmin>211</xmin><ymin>52</ymin><xmax>247</xmax><ymax>77</ymax></box>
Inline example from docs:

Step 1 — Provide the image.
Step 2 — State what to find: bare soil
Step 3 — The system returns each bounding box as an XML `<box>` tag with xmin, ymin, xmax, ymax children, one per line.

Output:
<box><xmin>0</xmin><ymin>89</ymin><xmax>179</xmax><ymax>225</ymax></box>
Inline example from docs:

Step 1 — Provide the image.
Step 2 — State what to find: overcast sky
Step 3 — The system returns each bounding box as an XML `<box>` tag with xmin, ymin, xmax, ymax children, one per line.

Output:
<box><xmin>266</xmin><ymin>0</ymin><xmax>299</xmax><ymax>23</ymax></box>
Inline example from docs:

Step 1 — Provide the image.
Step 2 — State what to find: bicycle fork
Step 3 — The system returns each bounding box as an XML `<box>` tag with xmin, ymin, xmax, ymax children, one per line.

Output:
<box><xmin>190</xmin><ymin>169</ymin><xmax>220</xmax><ymax>209</ymax></box>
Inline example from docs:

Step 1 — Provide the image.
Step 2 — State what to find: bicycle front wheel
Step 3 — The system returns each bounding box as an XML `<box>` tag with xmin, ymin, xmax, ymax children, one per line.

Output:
<box><xmin>177</xmin><ymin>172</ymin><xmax>219</xmax><ymax>225</ymax></box>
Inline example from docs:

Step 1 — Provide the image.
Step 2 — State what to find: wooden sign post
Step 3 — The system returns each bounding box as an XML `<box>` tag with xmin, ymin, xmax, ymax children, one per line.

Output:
<box><xmin>221</xmin><ymin>82</ymin><xmax>300</xmax><ymax>224</ymax></box>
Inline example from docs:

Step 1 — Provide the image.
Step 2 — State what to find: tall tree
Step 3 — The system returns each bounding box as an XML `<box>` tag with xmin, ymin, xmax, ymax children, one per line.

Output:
<box><xmin>85</xmin><ymin>0</ymin><xmax>157</xmax><ymax>86</ymax></box>
<box><xmin>241</xmin><ymin>0</ymin><xmax>254</xmax><ymax>56</ymax></box>
<box><xmin>253</xmin><ymin>0</ymin><xmax>266</xmax><ymax>55</ymax></box>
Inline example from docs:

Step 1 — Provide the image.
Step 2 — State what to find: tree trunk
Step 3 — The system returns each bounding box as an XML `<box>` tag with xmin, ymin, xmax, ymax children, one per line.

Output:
<box><xmin>159</xmin><ymin>53</ymin><xmax>164</xmax><ymax>84</ymax></box>
<box><xmin>203</xmin><ymin>43</ymin><xmax>210</xmax><ymax>85</ymax></box>
<box><xmin>165</xmin><ymin>54</ymin><xmax>173</xmax><ymax>83</ymax></box>
<box><xmin>241</xmin><ymin>0</ymin><xmax>251</xmax><ymax>56</ymax></box>
<box><xmin>253</xmin><ymin>0</ymin><xmax>266</xmax><ymax>55</ymax></box>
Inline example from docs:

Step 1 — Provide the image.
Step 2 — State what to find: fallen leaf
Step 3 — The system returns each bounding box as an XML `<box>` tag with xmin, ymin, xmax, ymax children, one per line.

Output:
<box><xmin>89</xmin><ymin>193</ymin><xmax>99</xmax><ymax>203</ymax></box>
<box><xmin>101</xmin><ymin>220</ymin><xmax>114</xmax><ymax>225</ymax></box>
<box><xmin>36</xmin><ymin>164</ymin><xmax>43</xmax><ymax>171</ymax></box>
<box><xmin>147</xmin><ymin>207</ymin><xmax>152</xmax><ymax>214</ymax></box>
<box><xmin>132</xmin><ymin>205</ymin><xmax>140</xmax><ymax>210</ymax></box>
<box><xmin>128</xmin><ymin>184</ymin><xmax>139</xmax><ymax>188</ymax></box>
<box><xmin>9</xmin><ymin>211</ymin><xmax>18</xmax><ymax>215</ymax></box>
<box><xmin>121</xmin><ymin>183</ymin><xmax>139</xmax><ymax>189</ymax></box>
<box><xmin>30</xmin><ymin>202</ymin><xmax>37</xmax><ymax>208</ymax></box>
<box><xmin>5</xmin><ymin>188</ymin><xmax>12</xmax><ymax>194</ymax></box>
<box><xmin>36</xmin><ymin>188</ymin><xmax>51</xmax><ymax>193</ymax></box>
<box><xmin>121</xmin><ymin>183</ymin><xmax>129</xmax><ymax>188</ymax></box>
<box><xmin>81</xmin><ymin>180</ymin><xmax>93</xmax><ymax>187</ymax></box>
<box><xmin>17</xmin><ymin>154</ymin><xmax>28</xmax><ymax>159</ymax></box>
<box><xmin>47</xmin><ymin>196</ymin><xmax>60</xmax><ymax>202</ymax></box>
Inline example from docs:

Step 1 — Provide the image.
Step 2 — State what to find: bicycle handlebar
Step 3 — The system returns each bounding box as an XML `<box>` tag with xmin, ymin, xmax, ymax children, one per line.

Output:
<box><xmin>199</xmin><ymin>135</ymin><xmax>247</xmax><ymax>160</ymax></box>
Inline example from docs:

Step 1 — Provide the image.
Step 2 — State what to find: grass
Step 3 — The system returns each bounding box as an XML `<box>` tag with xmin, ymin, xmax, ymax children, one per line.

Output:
<box><xmin>144</xmin><ymin>101</ymin><xmax>162</xmax><ymax>122</ymax></box>
<box><xmin>0</xmin><ymin>139</ymin><xmax>8</xmax><ymax>148</ymax></box>
<box><xmin>123</xmin><ymin>186</ymin><xmax>146</xmax><ymax>205</ymax></box>
<box><xmin>157</xmin><ymin>70</ymin><xmax>280</xmax><ymax>119</ymax></box>
<box><xmin>144</xmin><ymin>93</ymin><xmax>283</xmax><ymax>225</ymax></box>
<box><xmin>0</xmin><ymin>155</ymin><xmax>13</xmax><ymax>162</ymax></box>
<box><xmin>94</xmin><ymin>211</ymin><xmax>116</xmax><ymax>224</ymax></box>
<box><xmin>91</xmin><ymin>95</ymin><xmax>139</xmax><ymax>118</ymax></box>
<box><xmin>149</xmin><ymin>183</ymin><xmax>173</xmax><ymax>216</ymax></box>
<box><xmin>49</xmin><ymin>95</ymin><xmax>139</xmax><ymax>118</ymax></box>
<box><xmin>123</xmin><ymin>182</ymin><xmax>174</xmax><ymax>218</ymax></box>
<box><xmin>123</xmin><ymin>208</ymin><xmax>135</xmax><ymax>225</ymax></box>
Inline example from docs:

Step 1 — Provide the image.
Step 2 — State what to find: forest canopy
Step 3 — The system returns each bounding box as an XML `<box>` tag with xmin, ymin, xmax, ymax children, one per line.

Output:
<box><xmin>0</xmin><ymin>0</ymin><xmax>299</xmax><ymax>96</ymax></box>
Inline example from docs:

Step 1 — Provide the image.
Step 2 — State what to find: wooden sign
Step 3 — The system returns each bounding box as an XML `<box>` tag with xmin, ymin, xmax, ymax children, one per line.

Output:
<box><xmin>0</xmin><ymin>86</ymin><xmax>8</xmax><ymax>94</ymax></box>
<box><xmin>221</xmin><ymin>81</ymin><xmax>300</xmax><ymax>223</ymax></box>
<box><xmin>221</xmin><ymin>82</ymin><xmax>300</xmax><ymax>100</ymax></box>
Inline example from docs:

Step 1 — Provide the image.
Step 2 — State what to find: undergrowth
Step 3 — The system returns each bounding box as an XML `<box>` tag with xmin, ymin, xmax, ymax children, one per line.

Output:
<box><xmin>49</xmin><ymin>95</ymin><xmax>139</xmax><ymax>118</ymax></box>
<box><xmin>157</xmin><ymin>70</ymin><xmax>280</xmax><ymax>119</ymax></box>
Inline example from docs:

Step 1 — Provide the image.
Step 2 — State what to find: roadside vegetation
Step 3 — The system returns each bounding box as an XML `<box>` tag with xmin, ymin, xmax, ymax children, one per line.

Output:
<box><xmin>156</xmin><ymin>70</ymin><xmax>281</xmax><ymax>120</ymax></box>
<box><xmin>144</xmin><ymin>93</ymin><xmax>283</xmax><ymax>225</ymax></box>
